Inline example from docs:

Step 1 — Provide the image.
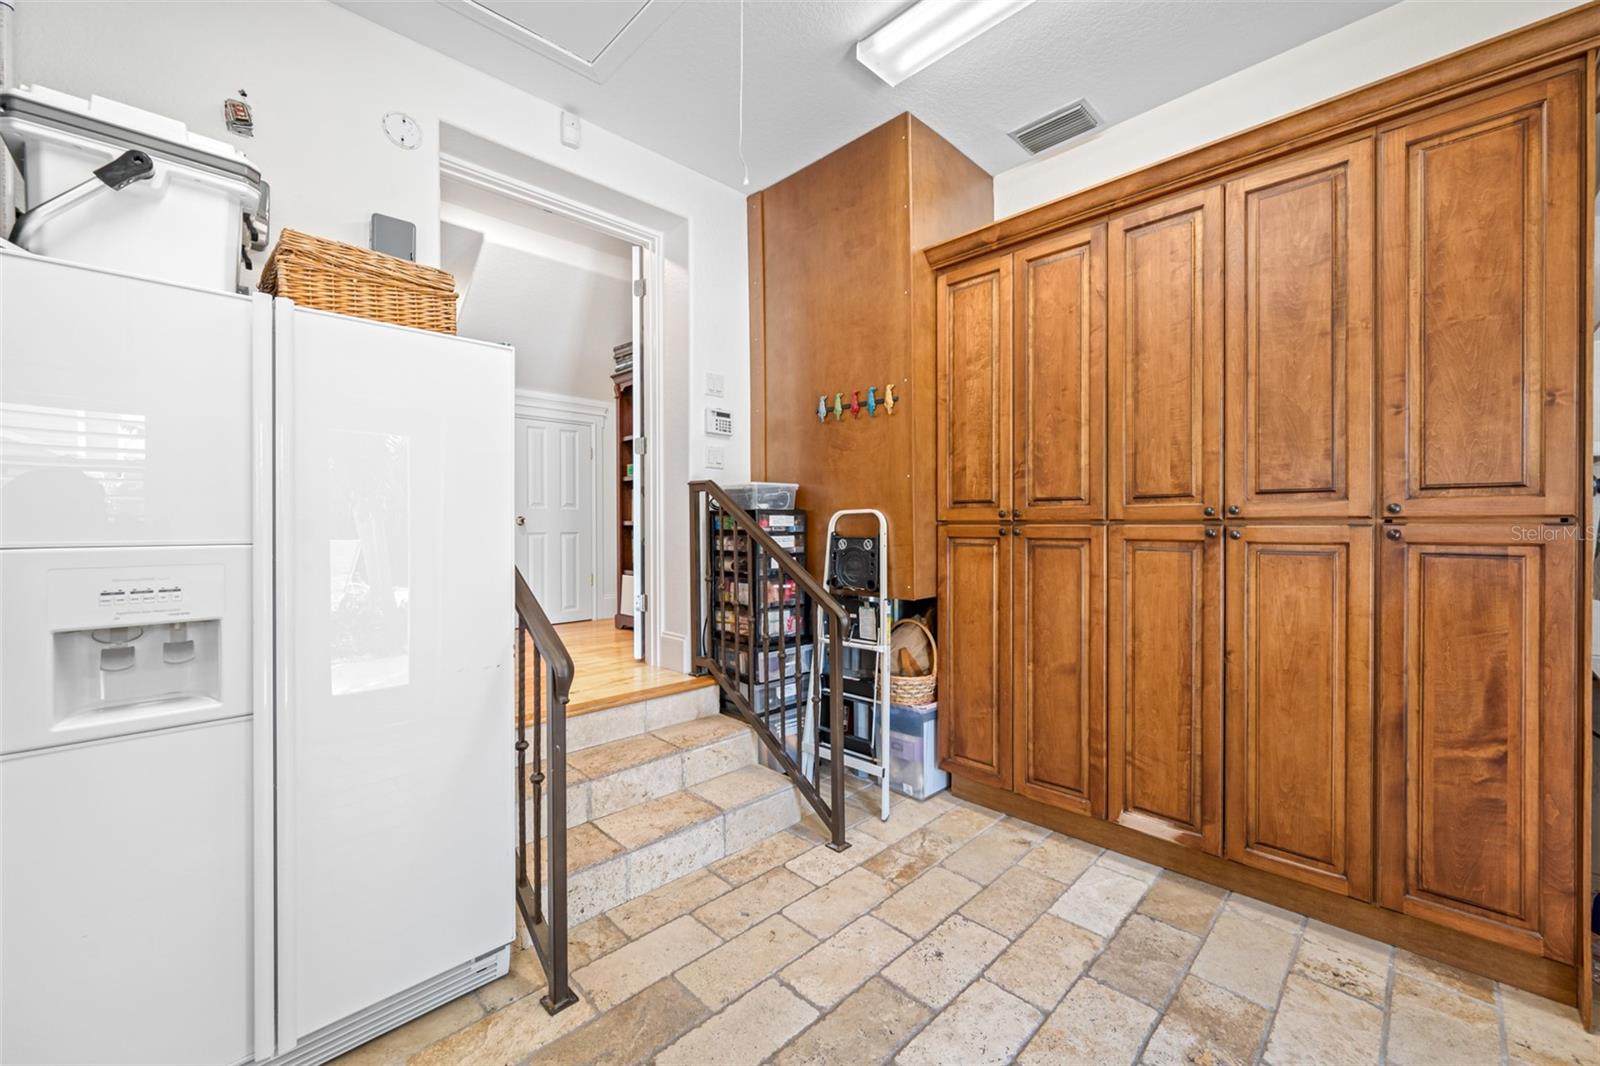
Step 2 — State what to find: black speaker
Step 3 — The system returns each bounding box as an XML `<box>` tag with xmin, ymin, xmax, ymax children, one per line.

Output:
<box><xmin>828</xmin><ymin>534</ymin><xmax>879</xmax><ymax>593</ymax></box>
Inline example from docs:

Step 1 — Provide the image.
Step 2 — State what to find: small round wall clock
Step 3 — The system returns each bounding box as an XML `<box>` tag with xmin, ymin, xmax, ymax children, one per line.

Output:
<box><xmin>383</xmin><ymin>111</ymin><xmax>421</xmax><ymax>150</ymax></box>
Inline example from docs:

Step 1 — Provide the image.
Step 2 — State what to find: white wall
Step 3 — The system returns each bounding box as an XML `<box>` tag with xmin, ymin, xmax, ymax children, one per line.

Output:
<box><xmin>455</xmin><ymin>239</ymin><xmax>628</xmax><ymax>399</ymax></box>
<box><xmin>442</xmin><ymin>186</ymin><xmax>633</xmax><ymax>400</ymax></box>
<box><xmin>17</xmin><ymin>0</ymin><xmax>751</xmax><ymax>666</ymax></box>
<box><xmin>993</xmin><ymin>0</ymin><xmax>1583</xmax><ymax>218</ymax></box>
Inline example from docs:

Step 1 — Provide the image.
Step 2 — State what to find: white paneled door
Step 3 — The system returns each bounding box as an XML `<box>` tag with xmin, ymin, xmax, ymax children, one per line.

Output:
<box><xmin>516</xmin><ymin>414</ymin><xmax>597</xmax><ymax>623</ymax></box>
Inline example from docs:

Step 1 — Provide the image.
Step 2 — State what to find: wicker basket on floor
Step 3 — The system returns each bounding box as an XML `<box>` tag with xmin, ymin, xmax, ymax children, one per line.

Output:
<box><xmin>889</xmin><ymin>618</ymin><xmax>938</xmax><ymax>705</ymax></box>
<box><xmin>259</xmin><ymin>229</ymin><xmax>458</xmax><ymax>334</ymax></box>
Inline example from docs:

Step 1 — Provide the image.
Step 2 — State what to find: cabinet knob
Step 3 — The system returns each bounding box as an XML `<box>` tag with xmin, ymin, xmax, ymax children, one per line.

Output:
<box><xmin>998</xmin><ymin>526</ymin><xmax>1009</xmax><ymax>536</ymax></box>
<box><xmin>1227</xmin><ymin>505</ymin><xmax>1241</xmax><ymax>516</ymax></box>
<box><xmin>1011</xmin><ymin>510</ymin><xmax>1022</xmax><ymax>519</ymax></box>
<box><xmin>1204</xmin><ymin>528</ymin><xmax>1218</xmax><ymax>539</ymax></box>
<box><xmin>1386</xmin><ymin>528</ymin><xmax>1402</xmax><ymax>541</ymax></box>
<box><xmin>1228</xmin><ymin>529</ymin><xmax>1242</xmax><ymax>540</ymax></box>
<box><xmin>998</xmin><ymin>509</ymin><xmax>1007</xmax><ymax>518</ymax></box>
<box><xmin>1203</xmin><ymin>506</ymin><xmax>1216</xmax><ymax>517</ymax></box>
<box><xmin>1385</xmin><ymin>503</ymin><xmax>1402</xmax><ymax>514</ymax></box>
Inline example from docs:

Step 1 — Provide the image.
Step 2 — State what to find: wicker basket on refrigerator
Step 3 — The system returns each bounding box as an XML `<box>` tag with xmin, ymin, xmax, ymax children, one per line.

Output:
<box><xmin>259</xmin><ymin>229</ymin><xmax>458</xmax><ymax>333</ymax></box>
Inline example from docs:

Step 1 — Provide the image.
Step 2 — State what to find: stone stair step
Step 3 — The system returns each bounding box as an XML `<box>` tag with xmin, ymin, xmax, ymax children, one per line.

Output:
<box><xmin>531</xmin><ymin>712</ymin><xmax>758</xmax><ymax>836</ymax></box>
<box><xmin>535</xmin><ymin>763</ymin><xmax>803</xmax><ymax>924</ymax></box>
<box><xmin>693</xmin><ymin>764</ymin><xmax>804</xmax><ymax>854</ymax></box>
<box><xmin>565</xmin><ymin>686</ymin><xmax>721</xmax><ymax>752</ymax></box>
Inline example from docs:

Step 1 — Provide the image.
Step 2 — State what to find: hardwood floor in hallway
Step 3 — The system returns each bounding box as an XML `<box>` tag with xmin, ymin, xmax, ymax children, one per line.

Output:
<box><xmin>544</xmin><ymin>619</ymin><xmax>716</xmax><ymax>716</ymax></box>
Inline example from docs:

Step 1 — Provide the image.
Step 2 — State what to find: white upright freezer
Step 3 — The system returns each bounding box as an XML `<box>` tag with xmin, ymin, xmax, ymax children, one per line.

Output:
<box><xmin>269</xmin><ymin>302</ymin><xmax>515</xmax><ymax>1061</ymax></box>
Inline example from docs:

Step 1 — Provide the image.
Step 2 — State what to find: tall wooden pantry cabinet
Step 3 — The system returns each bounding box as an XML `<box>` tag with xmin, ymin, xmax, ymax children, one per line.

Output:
<box><xmin>930</xmin><ymin>11</ymin><xmax>1594</xmax><ymax>1021</ymax></box>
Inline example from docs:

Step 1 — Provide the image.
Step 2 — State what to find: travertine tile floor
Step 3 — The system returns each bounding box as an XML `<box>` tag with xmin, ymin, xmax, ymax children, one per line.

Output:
<box><xmin>340</xmin><ymin>782</ymin><xmax>1600</xmax><ymax>1066</ymax></box>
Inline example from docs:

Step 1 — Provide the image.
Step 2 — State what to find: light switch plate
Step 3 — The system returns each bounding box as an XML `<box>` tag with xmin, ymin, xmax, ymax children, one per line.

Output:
<box><xmin>705</xmin><ymin>371</ymin><xmax>725</xmax><ymax>397</ymax></box>
<box><xmin>705</xmin><ymin>444</ymin><xmax>725</xmax><ymax>470</ymax></box>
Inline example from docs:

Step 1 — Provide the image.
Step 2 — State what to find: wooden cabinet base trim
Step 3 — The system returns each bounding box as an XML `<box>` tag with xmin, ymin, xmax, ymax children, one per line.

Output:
<box><xmin>949</xmin><ymin>774</ymin><xmax>1580</xmax><ymax>1008</ymax></box>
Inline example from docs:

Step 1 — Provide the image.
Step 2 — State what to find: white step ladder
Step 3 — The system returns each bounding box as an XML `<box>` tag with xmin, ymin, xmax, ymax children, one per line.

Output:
<box><xmin>802</xmin><ymin>509</ymin><xmax>892</xmax><ymax>821</ymax></box>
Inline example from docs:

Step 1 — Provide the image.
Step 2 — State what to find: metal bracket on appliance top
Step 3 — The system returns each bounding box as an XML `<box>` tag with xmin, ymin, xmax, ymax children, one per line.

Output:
<box><xmin>9</xmin><ymin>148</ymin><xmax>154</xmax><ymax>250</ymax></box>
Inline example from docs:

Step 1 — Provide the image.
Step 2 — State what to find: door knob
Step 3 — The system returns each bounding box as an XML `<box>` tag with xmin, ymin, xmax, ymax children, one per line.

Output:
<box><xmin>516</xmin><ymin>515</ymin><xmax>526</xmax><ymax>526</ymax></box>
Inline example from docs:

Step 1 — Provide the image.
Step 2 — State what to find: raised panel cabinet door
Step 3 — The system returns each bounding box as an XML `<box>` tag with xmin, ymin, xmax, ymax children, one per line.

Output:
<box><xmin>1225</xmin><ymin>140</ymin><xmax>1375</xmax><ymax>519</ymax></box>
<box><xmin>1013</xmin><ymin>226</ymin><xmax>1106</xmax><ymax>521</ymax></box>
<box><xmin>1377</xmin><ymin>72</ymin><xmax>1581</xmax><ymax>519</ymax></box>
<box><xmin>1225</xmin><ymin>524</ymin><xmax>1374</xmax><ymax>899</ymax></box>
<box><xmin>1012</xmin><ymin>525</ymin><xmax>1105</xmax><ymax>817</ymax></box>
<box><xmin>1108</xmin><ymin>186</ymin><xmax>1224</xmax><ymax>522</ymax></box>
<box><xmin>1107</xmin><ymin>525</ymin><xmax>1222</xmax><ymax>853</ymax></box>
<box><xmin>1377</xmin><ymin>522</ymin><xmax>1579</xmax><ymax>961</ymax></box>
<box><xmin>937</xmin><ymin>524</ymin><xmax>1012</xmax><ymax>787</ymax></box>
<box><xmin>938</xmin><ymin>255</ymin><xmax>1012</xmax><ymax>521</ymax></box>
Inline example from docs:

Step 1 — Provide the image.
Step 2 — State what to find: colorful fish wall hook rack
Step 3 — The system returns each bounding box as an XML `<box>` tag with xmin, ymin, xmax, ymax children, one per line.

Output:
<box><xmin>811</xmin><ymin>384</ymin><xmax>900</xmax><ymax>423</ymax></box>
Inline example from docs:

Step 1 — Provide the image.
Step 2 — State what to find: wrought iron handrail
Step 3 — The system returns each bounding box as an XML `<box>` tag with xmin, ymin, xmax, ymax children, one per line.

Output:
<box><xmin>688</xmin><ymin>480</ymin><xmax>851</xmax><ymax>851</ymax></box>
<box><xmin>514</xmin><ymin>566</ymin><xmax>578</xmax><ymax>1014</ymax></box>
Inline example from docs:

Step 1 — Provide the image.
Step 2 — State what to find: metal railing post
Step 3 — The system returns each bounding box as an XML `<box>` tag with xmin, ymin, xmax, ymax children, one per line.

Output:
<box><xmin>513</xmin><ymin>567</ymin><xmax>577</xmax><ymax>1016</ymax></box>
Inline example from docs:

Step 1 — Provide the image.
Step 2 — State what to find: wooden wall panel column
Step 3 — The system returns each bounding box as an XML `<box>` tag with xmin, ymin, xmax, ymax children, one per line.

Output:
<box><xmin>937</xmin><ymin>525</ymin><xmax>1012</xmax><ymax>788</ymax></box>
<box><xmin>752</xmin><ymin>115</ymin><xmax>991</xmax><ymax>598</ymax></box>
<box><xmin>1013</xmin><ymin>525</ymin><xmax>1105</xmax><ymax>817</ymax></box>
<box><xmin>1108</xmin><ymin>187</ymin><xmax>1223</xmax><ymax>522</ymax></box>
<box><xmin>937</xmin><ymin>255</ymin><xmax>1012</xmax><ymax>522</ymax></box>
<box><xmin>1107</xmin><ymin>524</ymin><xmax>1222</xmax><ymax>853</ymax></box>
<box><xmin>1377</xmin><ymin>72</ymin><xmax>1581</xmax><ymax>520</ymax></box>
<box><xmin>1377</xmin><ymin>521</ymin><xmax>1579</xmax><ymax>961</ymax></box>
<box><xmin>1013</xmin><ymin>226</ymin><xmax>1106</xmax><ymax>521</ymax></box>
<box><xmin>1225</xmin><ymin>524</ymin><xmax>1374</xmax><ymax>898</ymax></box>
<box><xmin>1225</xmin><ymin>140</ymin><xmax>1374</xmax><ymax>519</ymax></box>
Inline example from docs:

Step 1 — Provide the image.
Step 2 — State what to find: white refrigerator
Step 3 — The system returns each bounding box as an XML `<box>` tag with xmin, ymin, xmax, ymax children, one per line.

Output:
<box><xmin>0</xmin><ymin>251</ymin><xmax>515</xmax><ymax>1065</ymax></box>
<box><xmin>270</xmin><ymin>301</ymin><xmax>514</xmax><ymax>1062</ymax></box>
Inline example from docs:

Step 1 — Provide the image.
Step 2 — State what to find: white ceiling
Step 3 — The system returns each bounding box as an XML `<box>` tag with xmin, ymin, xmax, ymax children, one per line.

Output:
<box><xmin>336</xmin><ymin>0</ymin><xmax>1397</xmax><ymax>190</ymax></box>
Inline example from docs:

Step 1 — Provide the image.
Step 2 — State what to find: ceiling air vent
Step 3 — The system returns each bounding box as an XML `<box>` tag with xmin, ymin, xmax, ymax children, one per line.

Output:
<box><xmin>1010</xmin><ymin>99</ymin><xmax>1100</xmax><ymax>155</ymax></box>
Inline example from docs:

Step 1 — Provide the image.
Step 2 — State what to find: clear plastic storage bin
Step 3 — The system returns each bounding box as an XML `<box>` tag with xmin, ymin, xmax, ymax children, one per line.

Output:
<box><xmin>723</xmin><ymin>482</ymin><xmax>798</xmax><ymax>510</ymax></box>
<box><xmin>889</xmin><ymin>701</ymin><xmax>948</xmax><ymax>800</ymax></box>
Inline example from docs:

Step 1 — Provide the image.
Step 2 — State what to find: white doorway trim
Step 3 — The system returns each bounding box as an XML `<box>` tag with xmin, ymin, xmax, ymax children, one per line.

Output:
<box><xmin>514</xmin><ymin>388</ymin><xmax>612</xmax><ymax>621</ymax></box>
<box><xmin>444</xmin><ymin>151</ymin><xmax>670</xmax><ymax>667</ymax></box>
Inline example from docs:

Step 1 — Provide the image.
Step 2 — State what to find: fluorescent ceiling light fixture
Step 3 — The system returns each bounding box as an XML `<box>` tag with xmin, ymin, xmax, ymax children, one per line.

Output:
<box><xmin>856</xmin><ymin>0</ymin><xmax>1035</xmax><ymax>87</ymax></box>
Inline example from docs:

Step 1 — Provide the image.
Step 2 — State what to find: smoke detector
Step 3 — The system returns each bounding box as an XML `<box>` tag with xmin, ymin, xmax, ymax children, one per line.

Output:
<box><xmin>1010</xmin><ymin>99</ymin><xmax>1100</xmax><ymax>155</ymax></box>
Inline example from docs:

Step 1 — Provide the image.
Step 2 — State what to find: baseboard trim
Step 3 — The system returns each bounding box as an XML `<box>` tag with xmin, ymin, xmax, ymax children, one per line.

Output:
<box><xmin>951</xmin><ymin>775</ymin><xmax>1578</xmax><ymax>1007</ymax></box>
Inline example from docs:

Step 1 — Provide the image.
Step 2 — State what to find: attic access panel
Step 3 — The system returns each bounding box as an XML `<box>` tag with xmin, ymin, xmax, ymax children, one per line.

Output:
<box><xmin>443</xmin><ymin>0</ymin><xmax>681</xmax><ymax>82</ymax></box>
